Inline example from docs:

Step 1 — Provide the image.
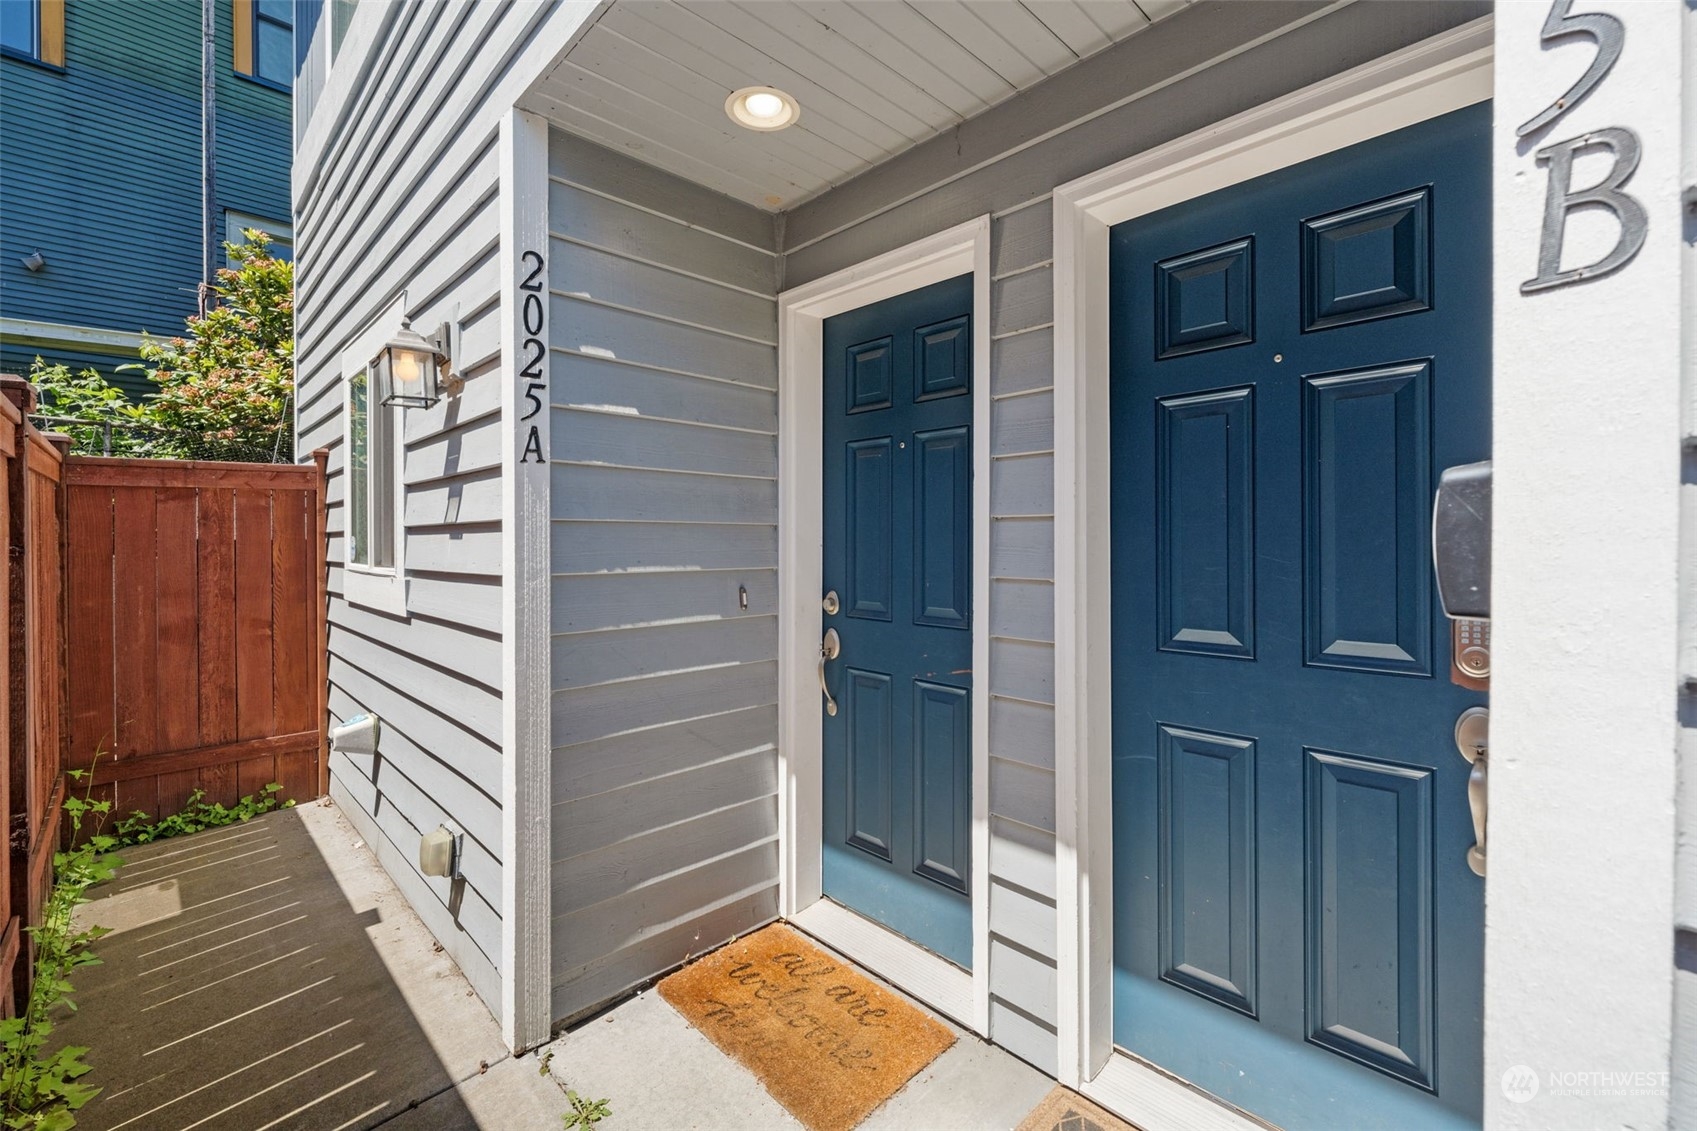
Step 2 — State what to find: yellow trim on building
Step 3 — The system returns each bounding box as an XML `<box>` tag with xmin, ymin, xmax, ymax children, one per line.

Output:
<box><xmin>38</xmin><ymin>0</ymin><xmax>63</xmax><ymax>67</ymax></box>
<box><xmin>232</xmin><ymin>0</ymin><xmax>253</xmax><ymax>75</ymax></box>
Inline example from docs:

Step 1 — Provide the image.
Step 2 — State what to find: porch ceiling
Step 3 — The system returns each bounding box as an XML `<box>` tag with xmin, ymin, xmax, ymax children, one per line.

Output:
<box><xmin>522</xmin><ymin>0</ymin><xmax>1191</xmax><ymax>211</ymax></box>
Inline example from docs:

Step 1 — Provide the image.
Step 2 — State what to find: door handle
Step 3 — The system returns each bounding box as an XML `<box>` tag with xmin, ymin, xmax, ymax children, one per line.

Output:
<box><xmin>819</xmin><ymin>628</ymin><xmax>841</xmax><ymax>717</ymax></box>
<box><xmin>1454</xmin><ymin>707</ymin><xmax>1488</xmax><ymax>876</ymax></box>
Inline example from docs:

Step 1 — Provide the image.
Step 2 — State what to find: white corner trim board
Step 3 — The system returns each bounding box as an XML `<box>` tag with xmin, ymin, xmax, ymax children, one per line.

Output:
<box><xmin>499</xmin><ymin>106</ymin><xmax>554</xmax><ymax>1055</ymax></box>
<box><xmin>777</xmin><ymin>215</ymin><xmax>993</xmax><ymax>1036</ymax></box>
<box><xmin>1049</xmin><ymin>16</ymin><xmax>1492</xmax><ymax>1122</ymax></box>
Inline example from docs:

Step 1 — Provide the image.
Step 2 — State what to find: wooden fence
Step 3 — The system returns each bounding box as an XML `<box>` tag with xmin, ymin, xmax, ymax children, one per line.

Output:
<box><xmin>62</xmin><ymin>457</ymin><xmax>329</xmax><ymax>823</ymax></box>
<box><xmin>0</xmin><ymin>385</ymin><xmax>68</xmax><ymax>1014</ymax></box>
<box><xmin>0</xmin><ymin>374</ymin><xmax>328</xmax><ymax>1011</ymax></box>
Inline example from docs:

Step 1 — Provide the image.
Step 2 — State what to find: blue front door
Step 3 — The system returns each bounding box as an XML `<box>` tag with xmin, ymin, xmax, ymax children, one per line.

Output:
<box><xmin>1110</xmin><ymin>105</ymin><xmax>1490</xmax><ymax>1129</ymax></box>
<box><xmin>821</xmin><ymin>274</ymin><xmax>974</xmax><ymax>968</ymax></box>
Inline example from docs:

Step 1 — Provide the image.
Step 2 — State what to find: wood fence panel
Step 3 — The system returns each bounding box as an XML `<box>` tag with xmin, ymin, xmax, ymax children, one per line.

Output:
<box><xmin>0</xmin><ymin>396</ymin><xmax>15</xmax><ymax>1016</ymax></box>
<box><xmin>234</xmin><ymin>489</ymin><xmax>277</xmax><ymax>742</ymax></box>
<box><xmin>63</xmin><ymin>458</ymin><xmax>328</xmax><ymax>819</ymax></box>
<box><xmin>0</xmin><ymin>418</ymin><xmax>327</xmax><ymax>1010</ymax></box>
<box><xmin>1</xmin><ymin>389</ymin><xmax>67</xmax><ymax>1010</ymax></box>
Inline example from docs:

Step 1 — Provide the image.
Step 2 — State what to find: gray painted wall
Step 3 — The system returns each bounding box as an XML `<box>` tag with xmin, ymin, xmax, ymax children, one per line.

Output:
<box><xmin>777</xmin><ymin>0</ymin><xmax>1491</xmax><ymax>1073</ymax></box>
<box><xmin>299</xmin><ymin>0</ymin><xmax>1491</xmax><ymax>1063</ymax></box>
<box><xmin>294</xmin><ymin>0</ymin><xmax>594</xmax><ymax>1016</ymax></box>
<box><xmin>546</xmin><ymin>131</ymin><xmax>783</xmax><ymax>1025</ymax></box>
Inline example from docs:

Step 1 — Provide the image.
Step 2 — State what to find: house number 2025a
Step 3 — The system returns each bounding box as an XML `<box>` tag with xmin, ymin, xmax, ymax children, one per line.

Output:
<box><xmin>519</xmin><ymin>249</ymin><xmax>547</xmax><ymax>464</ymax></box>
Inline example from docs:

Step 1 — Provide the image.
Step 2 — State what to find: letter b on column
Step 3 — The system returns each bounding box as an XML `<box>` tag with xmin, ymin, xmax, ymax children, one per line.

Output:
<box><xmin>1522</xmin><ymin>127</ymin><xmax>1648</xmax><ymax>294</ymax></box>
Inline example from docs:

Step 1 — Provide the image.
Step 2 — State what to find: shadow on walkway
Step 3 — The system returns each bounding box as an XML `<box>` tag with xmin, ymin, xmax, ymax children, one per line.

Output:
<box><xmin>56</xmin><ymin>802</ymin><xmax>552</xmax><ymax>1130</ymax></box>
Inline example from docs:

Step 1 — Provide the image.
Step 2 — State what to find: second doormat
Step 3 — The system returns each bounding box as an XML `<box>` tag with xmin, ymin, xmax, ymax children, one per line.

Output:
<box><xmin>658</xmin><ymin>922</ymin><xmax>955</xmax><ymax>1131</ymax></box>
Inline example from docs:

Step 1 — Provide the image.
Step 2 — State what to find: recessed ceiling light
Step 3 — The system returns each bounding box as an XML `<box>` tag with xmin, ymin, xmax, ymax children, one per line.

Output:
<box><xmin>726</xmin><ymin>86</ymin><xmax>800</xmax><ymax>132</ymax></box>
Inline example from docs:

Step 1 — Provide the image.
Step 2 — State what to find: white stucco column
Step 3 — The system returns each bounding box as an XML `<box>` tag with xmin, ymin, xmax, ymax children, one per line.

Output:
<box><xmin>1486</xmin><ymin>4</ymin><xmax>1685</xmax><ymax>1128</ymax></box>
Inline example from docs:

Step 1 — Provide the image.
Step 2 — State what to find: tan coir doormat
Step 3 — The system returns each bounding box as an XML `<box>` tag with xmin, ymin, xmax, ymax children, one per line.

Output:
<box><xmin>658</xmin><ymin>923</ymin><xmax>955</xmax><ymax>1131</ymax></box>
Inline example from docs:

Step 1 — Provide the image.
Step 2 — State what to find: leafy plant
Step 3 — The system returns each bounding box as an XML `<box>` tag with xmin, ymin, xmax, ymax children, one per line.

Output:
<box><xmin>562</xmin><ymin>1090</ymin><xmax>612</xmax><ymax>1129</ymax></box>
<box><xmin>1</xmin><ymin>770</ymin><xmax>121</xmax><ymax>1129</ymax></box>
<box><xmin>26</xmin><ymin>362</ymin><xmax>155</xmax><ymax>458</ymax></box>
<box><xmin>113</xmin><ymin>783</ymin><xmax>292</xmax><ymax>847</ymax></box>
<box><xmin>125</xmin><ymin>232</ymin><xmax>295</xmax><ymax>463</ymax></box>
<box><xmin>25</xmin><ymin>232</ymin><xmax>295</xmax><ymax>464</ymax></box>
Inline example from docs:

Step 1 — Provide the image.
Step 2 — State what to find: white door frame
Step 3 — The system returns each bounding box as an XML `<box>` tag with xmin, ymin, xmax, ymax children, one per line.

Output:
<box><xmin>1050</xmin><ymin>19</ymin><xmax>1494</xmax><ymax>1127</ymax></box>
<box><xmin>777</xmin><ymin>216</ymin><xmax>994</xmax><ymax>1035</ymax></box>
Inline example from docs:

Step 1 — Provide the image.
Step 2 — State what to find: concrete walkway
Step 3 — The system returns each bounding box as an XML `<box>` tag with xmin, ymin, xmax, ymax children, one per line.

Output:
<box><xmin>57</xmin><ymin>802</ymin><xmax>1063</xmax><ymax>1130</ymax></box>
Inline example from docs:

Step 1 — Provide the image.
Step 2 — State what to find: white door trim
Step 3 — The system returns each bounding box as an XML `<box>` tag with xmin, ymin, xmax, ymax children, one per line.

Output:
<box><xmin>1049</xmin><ymin>17</ymin><xmax>1493</xmax><ymax>1122</ymax></box>
<box><xmin>777</xmin><ymin>215</ymin><xmax>993</xmax><ymax>1036</ymax></box>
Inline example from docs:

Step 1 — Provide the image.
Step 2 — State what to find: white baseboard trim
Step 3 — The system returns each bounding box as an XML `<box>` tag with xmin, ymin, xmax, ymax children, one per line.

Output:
<box><xmin>789</xmin><ymin>898</ymin><xmax>974</xmax><ymax>1029</ymax></box>
<box><xmin>1082</xmin><ymin>1049</ymin><xmax>1274</xmax><ymax>1131</ymax></box>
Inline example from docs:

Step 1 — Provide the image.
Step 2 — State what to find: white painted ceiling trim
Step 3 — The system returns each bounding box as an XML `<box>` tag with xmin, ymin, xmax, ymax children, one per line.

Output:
<box><xmin>521</xmin><ymin>0</ymin><xmax>1191</xmax><ymax>210</ymax></box>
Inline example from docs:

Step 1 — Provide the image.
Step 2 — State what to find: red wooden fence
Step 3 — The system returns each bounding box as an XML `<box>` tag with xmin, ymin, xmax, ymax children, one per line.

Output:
<box><xmin>62</xmin><ymin>456</ymin><xmax>329</xmax><ymax>821</ymax></box>
<box><xmin>1</xmin><ymin>379</ymin><xmax>70</xmax><ymax>1013</ymax></box>
<box><xmin>0</xmin><ymin>373</ymin><xmax>328</xmax><ymax>1012</ymax></box>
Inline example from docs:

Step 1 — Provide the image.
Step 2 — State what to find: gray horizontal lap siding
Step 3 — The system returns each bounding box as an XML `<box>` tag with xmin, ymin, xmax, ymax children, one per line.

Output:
<box><xmin>546</xmin><ymin>130</ymin><xmax>782</xmax><ymax>1025</ymax></box>
<box><xmin>294</xmin><ymin>0</ymin><xmax>581</xmax><ymax>1015</ymax></box>
<box><xmin>777</xmin><ymin>0</ymin><xmax>1492</xmax><ymax>1074</ymax></box>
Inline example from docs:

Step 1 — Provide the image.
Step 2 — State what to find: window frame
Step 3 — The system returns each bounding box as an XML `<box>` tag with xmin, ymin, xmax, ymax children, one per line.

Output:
<box><xmin>0</xmin><ymin>0</ymin><xmax>64</xmax><ymax>70</ymax></box>
<box><xmin>224</xmin><ymin>211</ymin><xmax>294</xmax><ymax>263</ymax></box>
<box><xmin>341</xmin><ymin>302</ymin><xmax>408</xmax><ymax>616</ymax></box>
<box><xmin>233</xmin><ymin>0</ymin><xmax>291</xmax><ymax>92</ymax></box>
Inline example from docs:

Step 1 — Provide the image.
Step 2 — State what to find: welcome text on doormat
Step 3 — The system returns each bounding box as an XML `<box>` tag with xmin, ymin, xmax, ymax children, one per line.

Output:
<box><xmin>659</xmin><ymin>923</ymin><xmax>955</xmax><ymax>1131</ymax></box>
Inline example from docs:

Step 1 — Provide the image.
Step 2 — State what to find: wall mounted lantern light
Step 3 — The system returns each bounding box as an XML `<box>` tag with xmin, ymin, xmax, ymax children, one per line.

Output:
<box><xmin>377</xmin><ymin>316</ymin><xmax>454</xmax><ymax>409</ymax></box>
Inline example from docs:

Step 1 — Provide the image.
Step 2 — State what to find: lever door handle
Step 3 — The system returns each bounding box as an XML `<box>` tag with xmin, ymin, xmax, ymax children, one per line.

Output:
<box><xmin>819</xmin><ymin>628</ymin><xmax>841</xmax><ymax>717</ymax></box>
<box><xmin>1454</xmin><ymin>706</ymin><xmax>1488</xmax><ymax>876</ymax></box>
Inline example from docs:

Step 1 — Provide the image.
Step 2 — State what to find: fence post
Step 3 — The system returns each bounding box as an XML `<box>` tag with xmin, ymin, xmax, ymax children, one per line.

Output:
<box><xmin>42</xmin><ymin>434</ymin><xmax>70</xmax><ymax>859</ymax></box>
<box><xmin>312</xmin><ymin>448</ymin><xmax>330</xmax><ymax>800</ymax></box>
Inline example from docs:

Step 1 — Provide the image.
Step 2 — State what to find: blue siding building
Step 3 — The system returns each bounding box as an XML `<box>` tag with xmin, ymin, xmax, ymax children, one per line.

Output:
<box><xmin>0</xmin><ymin>0</ymin><xmax>291</xmax><ymax>395</ymax></box>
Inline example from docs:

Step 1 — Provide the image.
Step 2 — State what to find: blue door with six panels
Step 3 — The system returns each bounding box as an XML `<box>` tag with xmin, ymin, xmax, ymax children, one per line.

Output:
<box><xmin>821</xmin><ymin>275</ymin><xmax>974</xmax><ymax>969</ymax></box>
<box><xmin>1110</xmin><ymin>105</ymin><xmax>1490</xmax><ymax>1129</ymax></box>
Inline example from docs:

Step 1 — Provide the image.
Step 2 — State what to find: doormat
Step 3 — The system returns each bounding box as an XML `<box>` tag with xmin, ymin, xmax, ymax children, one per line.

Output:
<box><xmin>1015</xmin><ymin>1086</ymin><xmax>1146</xmax><ymax>1131</ymax></box>
<box><xmin>657</xmin><ymin>922</ymin><xmax>955</xmax><ymax>1131</ymax></box>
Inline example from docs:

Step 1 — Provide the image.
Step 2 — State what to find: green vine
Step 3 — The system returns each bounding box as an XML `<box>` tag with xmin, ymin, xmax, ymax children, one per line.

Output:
<box><xmin>1</xmin><ymin>771</ymin><xmax>120</xmax><ymax>1129</ymax></box>
<box><xmin>113</xmin><ymin>784</ymin><xmax>291</xmax><ymax>847</ymax></box>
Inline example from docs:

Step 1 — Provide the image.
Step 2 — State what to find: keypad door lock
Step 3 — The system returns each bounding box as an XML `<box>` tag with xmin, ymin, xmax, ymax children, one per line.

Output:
<box><xmin>1453</xmin><ymin>617</ymin><xmax>1490</xmax><ymax>683</ymax></box>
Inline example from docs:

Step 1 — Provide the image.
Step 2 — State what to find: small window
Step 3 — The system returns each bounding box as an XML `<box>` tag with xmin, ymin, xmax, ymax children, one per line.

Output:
<box><xmin>1</xmin><ymin>1</ymin><xmax>36</xmax><ymax>57</ymax></box>
<box><xmin>253</xmin><ymin>0</ymin><xmax>291</xmax><ymax>86</ymax></box>
<box><xmin>1</xmin><ymin>0</ymin><xmax>63</xmax><ymax>66</ymax></box>
<box><xmin>225</xmin><ymin>211</ymin><xmax>293</xmax><ymax>263</ymax></box>
<box><xmin>347</xmin><ymin>366</ymin><xmax>395</xmax><ymax>570</ymax></box>
<box><xmin>330</xmin><ymin>0</ymin><xmax>356</xmax><ymax>59</ymax></box>
<box><xmin>342</xmin><ymin>300</ymin><xmax>409</xmax><ymax>615</ymax></box>
<box><xmin>234</xmin><ymin>0</ymin><xmax>291</xmax><ymax>89</ymax></box>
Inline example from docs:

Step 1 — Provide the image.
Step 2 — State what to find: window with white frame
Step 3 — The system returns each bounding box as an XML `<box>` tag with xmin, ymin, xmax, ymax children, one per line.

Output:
<box><xmin>346</xmin><ymin>364</ymin><xmax>394</xmax><ymax>569</ymax></box>
<box><xmin>342</xmin><ymin>302</ymin><xmax>407</xmax><ymax>614</ymax></box>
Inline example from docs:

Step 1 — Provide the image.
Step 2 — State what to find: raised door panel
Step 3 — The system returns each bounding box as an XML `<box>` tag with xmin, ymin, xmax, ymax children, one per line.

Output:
<box><xmin>1302</xmin><ymin>361</ymin><xmax>1432</xmax><ymax>675</ymax></box>
<box><xmin>914</xmin><ymin>426</ymin><xmax>971</xmax><ymax>628</ymax></box>
<box><xmin>1157</xmin><ymin>724</ymin><xmax>1256</xmax><ymax>1016</ymax></box>
<box><xmin>1305</xmin><ymin>749</ymin><xmax>1435</xmax><ymax>1090</ymax></box>
<box><xmin>1156</xmin><ymin>388</ymin><xmax>1255</xmax><ymax>658</ymax></box>
<box><xmin>913</xmin><ymin>680</ymin><xmax>969</xmax><ymax>892</ymax></box>
<box><xmin>846</xmin><ymin>437</ymin><xmax>893</xmax><ymax>621</ymax></box>
<box><xmin>845</xmin><ymin>668</ymin><xmax>894</xmax><ymax>861</ymax></box>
